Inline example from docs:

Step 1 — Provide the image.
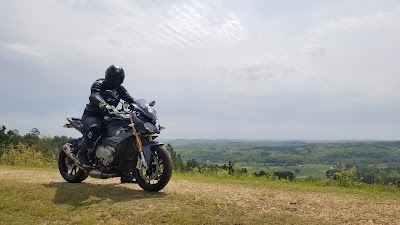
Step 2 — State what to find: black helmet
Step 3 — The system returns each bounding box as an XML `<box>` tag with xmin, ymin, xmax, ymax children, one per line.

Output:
<box><xmin>105</xmin><ymin>65</ymin><xmax>125</xmax><ymax>89</ymax></box>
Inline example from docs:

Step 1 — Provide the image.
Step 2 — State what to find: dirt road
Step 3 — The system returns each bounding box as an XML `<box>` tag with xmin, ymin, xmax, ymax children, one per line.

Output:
<box><xmin>0</xmin><ymin>167</ymin><xmax>399</xmax><ymax>225</ymax></box>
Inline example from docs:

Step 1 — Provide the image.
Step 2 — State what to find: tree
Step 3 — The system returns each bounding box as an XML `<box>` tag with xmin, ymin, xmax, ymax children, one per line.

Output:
<box><xmin>30</xmin><ymin>128</ymin><xmax>41</xmax><ymax>137</ymax></box>
<box><xmin>166</xmin><ymin>144</ymin><xmax>185</xmax><ymax>171</ymax></box>
<box><xmin>186</xmin><ymin>159</ymin><xmax>199</xmax><ymax>170</ymax></box>
<box><xmin>326</xmin><ymin>161</ymin><xmax>358</xmax><ymax>186</ymax></box>
<box><xmin>0</xmin><ymin>125</ymin><xmax>7</xmax><ymax>144</ymax></box>
<box><xmin>23</xmin><ymin>128</ymin><xmax>41</xmax><ymax>146</ymax></box>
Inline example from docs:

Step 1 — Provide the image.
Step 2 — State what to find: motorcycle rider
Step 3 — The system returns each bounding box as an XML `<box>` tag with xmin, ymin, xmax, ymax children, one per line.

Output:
<box><xmin>78</xmin><ymin>65</ymin><xmax>136</xmax><ymax>182</ymax></box>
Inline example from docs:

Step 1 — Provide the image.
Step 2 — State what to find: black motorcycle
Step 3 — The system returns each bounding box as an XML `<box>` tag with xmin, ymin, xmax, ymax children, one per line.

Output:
<box><xmin>59</xmin><ymin>99</ymin><xmax>172</xmax><ymax>192</ymax></box>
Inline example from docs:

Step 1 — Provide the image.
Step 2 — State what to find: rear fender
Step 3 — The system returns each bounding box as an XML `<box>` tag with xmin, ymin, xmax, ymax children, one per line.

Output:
<box><xmin>66</xmin><ymin>117</ymin><xmax>85</xmax><ymax>134</ymax></box>
<box><xmin>142</xmin><ymin>141</ymin><xmax>163</xmax><ymax>166</ymax></box>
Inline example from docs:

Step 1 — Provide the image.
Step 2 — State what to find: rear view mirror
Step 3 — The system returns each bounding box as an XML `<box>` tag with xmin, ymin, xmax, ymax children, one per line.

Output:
<box><xmin>149</xmin><ymin>101</ymin><xmax>156</xmax><ymax>106</ymax></box>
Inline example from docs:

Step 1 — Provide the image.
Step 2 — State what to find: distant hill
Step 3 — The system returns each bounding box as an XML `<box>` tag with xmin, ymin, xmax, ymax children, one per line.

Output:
<box><xmin>160</xmin><ymin>139</ymin><xmax>400</xmax><ymax>165</ymax></box>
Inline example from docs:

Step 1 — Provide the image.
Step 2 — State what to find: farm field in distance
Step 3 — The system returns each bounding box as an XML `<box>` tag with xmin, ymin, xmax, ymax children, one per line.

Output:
<box><xmin>168</xmin><ymin>139</ymin><xmax>400</xmax><ymax>182</ymax></box>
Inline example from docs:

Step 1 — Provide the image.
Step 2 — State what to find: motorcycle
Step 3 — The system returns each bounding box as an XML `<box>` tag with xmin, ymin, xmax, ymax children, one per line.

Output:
<box><xmin>59</xmin><ymin>98</ymin><xmax>172</xmax><ymax>192</ymax></box>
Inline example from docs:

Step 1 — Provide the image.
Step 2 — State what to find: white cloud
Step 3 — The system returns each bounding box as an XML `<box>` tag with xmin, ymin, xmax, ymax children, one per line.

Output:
<box><xmin>1</xmin><ymin>0</ymin><xmax>400</xmax><ymax>139</ymax></box>
<box><xmin>155</xmin><ymin>1</ymin><xmax>245</xmax><ymax>47</ymax></box>
<box><xmin>309</xmin><ymin>6</ymin><xmax>400</xmax><ymax>40</ymax></box>
<box><xmin>291</xmin><ymin>6</ymin><xmax>400</xmax><ymax>103</ymax></box>
<box><xmin>0</xmin><ymin>42</ymin><xmax>48</xmax><ymax>63</ymax></box>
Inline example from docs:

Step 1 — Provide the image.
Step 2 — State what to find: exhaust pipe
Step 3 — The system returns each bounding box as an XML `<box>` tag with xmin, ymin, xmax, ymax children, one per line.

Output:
<box><xmin>89</xmin><ymin>170</ymin><xmax>117</xmax><ymax>179</ymax></box>
<box><xmin>62</xmin><ymin>143</ymin><xmax>86</xmax><ymax>170</ymax></box>
<box><xmin>62</xmin><ymin>143</ymin><xmax>80</xmax><ymax>164</ymax></box>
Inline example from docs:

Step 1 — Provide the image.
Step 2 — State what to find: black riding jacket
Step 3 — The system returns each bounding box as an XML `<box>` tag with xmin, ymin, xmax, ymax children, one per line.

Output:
<box><xmin>83</xmin><ymin>78</ymin><xmax>135</xmax><ymax>117</ymax></box>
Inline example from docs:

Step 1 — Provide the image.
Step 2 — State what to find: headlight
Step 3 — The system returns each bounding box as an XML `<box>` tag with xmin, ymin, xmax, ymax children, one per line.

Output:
<box><xmin>143</xmin><ymin>122</ymin><xmax>159</xmax><ymax>133</ymax></box>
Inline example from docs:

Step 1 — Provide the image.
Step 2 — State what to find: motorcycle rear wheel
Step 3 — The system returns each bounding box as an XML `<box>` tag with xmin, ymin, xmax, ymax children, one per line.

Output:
<box><xmin>133</xmin><ymin>145</ymin><xmax>172</xmax><ymax>192</ymax></box>
<box><xmin>58</xmin><ymin>139</ymin><xmax>89</xmax><ymax>183</ymax></box>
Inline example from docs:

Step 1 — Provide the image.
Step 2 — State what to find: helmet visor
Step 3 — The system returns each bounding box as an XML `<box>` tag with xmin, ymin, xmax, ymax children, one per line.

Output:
<box><xmin>108</xmin><ymin>75</ymin><xmax>124</xmax><ymax>88</ymax></box>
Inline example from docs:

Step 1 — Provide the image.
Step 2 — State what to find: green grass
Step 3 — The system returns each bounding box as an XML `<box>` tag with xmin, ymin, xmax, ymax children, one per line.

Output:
<box><xmin>172</xmin><ymin>171</ymin><xmax>400</xmax><ymax>199</ymax></box>
<box><xmin>0</xmin><ymin>181</ymin><xmax>309</xmax><ymax>225</ymax></box>
<box><xmin>0</xmin><ymin>166</ymin><xmax>314</xmax><ymax>225</ymax></box>
<box><xmin>1</xmin><ymin>166</ymin><xmax>400</xmax><ymax>225</ymax></box>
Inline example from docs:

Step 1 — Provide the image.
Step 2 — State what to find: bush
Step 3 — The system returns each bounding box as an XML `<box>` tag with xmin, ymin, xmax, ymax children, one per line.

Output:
<box><xmin>0</xmin><ymin>143</ymin><xmax>57</xmax><ymax>168</ymax></box>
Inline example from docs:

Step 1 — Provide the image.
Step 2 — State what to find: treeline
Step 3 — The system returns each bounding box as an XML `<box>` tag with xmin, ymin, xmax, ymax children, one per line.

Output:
<box><xmin>0</xmin><ymin>125</ymin><xmax>71</xmax><ymax>167</ymax></box>
<box><xmin>172</xmin><ymin>141</ymin><xmax>400</xmax><ymax>166</ymax></box>
<box><xmin>2</xmin><ymin>125</ymin><xmax>399</xmax><ymax>185</ymax></box>
<box><xmin>325</xmin><ymin>161</ymin><xmax>400</xmax><ymax>185</ymax></box>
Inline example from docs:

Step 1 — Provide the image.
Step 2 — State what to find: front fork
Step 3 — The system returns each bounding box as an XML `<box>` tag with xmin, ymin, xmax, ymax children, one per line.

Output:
<box><xmin>129</xmin><ymin>116</ymin><xmax>152</xmax><ymax>170</ymax></box>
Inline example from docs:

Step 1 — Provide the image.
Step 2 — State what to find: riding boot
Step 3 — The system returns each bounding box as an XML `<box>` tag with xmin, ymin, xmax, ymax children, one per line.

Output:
<box><xmin>121</xmin><ymin>160</ymin><xmax>136</xmax><ymax>183</ymax></box>
<box><xmin>78</xmin><ymin>140</ymin><xmax>93</xmax><ymax>171</ymax></box>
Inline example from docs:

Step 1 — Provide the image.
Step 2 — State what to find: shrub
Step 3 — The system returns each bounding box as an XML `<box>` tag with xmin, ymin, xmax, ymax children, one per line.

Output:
<box><xmin>0</xmin><ymin>143</ymin><xmax>57</xmax><ymax>168</ymax></box>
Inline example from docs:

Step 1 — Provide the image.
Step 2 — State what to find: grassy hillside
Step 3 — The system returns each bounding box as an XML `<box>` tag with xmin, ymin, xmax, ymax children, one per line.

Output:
<box><xmin>1</xmin><ymin>166</ymin><xmax>399</xmax><ymax>225</ymax></box>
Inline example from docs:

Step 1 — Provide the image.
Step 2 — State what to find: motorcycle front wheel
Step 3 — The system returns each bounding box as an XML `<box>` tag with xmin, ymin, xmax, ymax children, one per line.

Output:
<box><xmin>58</xmin><ymin>139</ymin><xmax>89</xmax><ymax>183</ymax></box>
<box><xmin>133</xmin><ymin>145</ymin><xmax>172</xmax><ymax>192</ymax></box>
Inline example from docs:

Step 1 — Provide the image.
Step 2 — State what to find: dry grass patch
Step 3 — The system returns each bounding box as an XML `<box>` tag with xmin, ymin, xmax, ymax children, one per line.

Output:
<box><xmin>0</xmin><ymin>166</ymin><xmax>399</xmax><ymax>224</ymax></box>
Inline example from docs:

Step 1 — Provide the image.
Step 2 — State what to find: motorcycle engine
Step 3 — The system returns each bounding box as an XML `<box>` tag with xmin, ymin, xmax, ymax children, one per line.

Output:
<box><xmin>95</xmin><ymin>145</ymin><xmax>116</xmax><ymax>166</ymax></box>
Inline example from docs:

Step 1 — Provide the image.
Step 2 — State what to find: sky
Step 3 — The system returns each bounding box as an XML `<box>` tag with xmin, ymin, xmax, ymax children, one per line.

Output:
<box><xmin>1</xmin><ymin>0</ymin><xmax>400</xmax><ymax>140</ymax></box>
